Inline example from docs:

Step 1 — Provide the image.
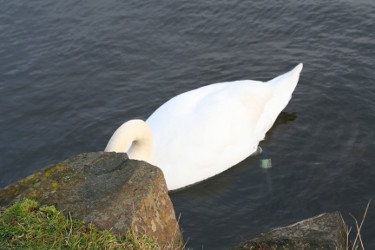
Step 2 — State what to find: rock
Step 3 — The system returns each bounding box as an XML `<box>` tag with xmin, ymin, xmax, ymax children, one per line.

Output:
<box><xmin>0</xmin><ymin>152</ymin><xmax>183</xmax><ymax>248</ymax></box>
<box><xmin>233</xmin><ymin>212</ymin><xmax>347</xmax><ymax>250</ymax></box>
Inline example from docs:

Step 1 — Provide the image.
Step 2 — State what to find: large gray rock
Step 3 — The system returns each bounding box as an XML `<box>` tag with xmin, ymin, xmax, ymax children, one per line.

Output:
<box><xmin>0</xmin><ymin>152</ymin><xmax>183</xmax><ymax>248</ymax></box>
<box><xmin>234</xmin><ymin>212</ymin><xmax>347</xmax><ymax>250</ymax></box>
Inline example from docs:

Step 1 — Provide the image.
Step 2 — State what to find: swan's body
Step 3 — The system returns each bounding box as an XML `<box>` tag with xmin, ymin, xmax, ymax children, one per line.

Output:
<box><xmin>105</xmin><ymin>63</ymin><xmax>303</xmax><ymax>190</ymax></box>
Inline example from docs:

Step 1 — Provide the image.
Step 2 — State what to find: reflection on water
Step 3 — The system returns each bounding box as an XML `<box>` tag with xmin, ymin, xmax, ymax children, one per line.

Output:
<box><xmin>262</xmin><ymin>167</ymin><xmax>273</xmax><ymax>195</ymax></box>
<box><xmin>264</xmin><ymin>112</ymin><xmax>298</xmax><ymax>142</ymax></box>
<box><xmin>260</xmin><ymin>159</ymin><xmax>273</xmax><ymax>194</ymax></box>
<box><xmin>260</xmin><ymin>158</ymin><xmax>272</xmax><ymax>169</ymax></box>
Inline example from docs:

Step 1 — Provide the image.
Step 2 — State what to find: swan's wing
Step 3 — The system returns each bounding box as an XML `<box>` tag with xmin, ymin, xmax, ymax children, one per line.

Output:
<box><xmin>146</xmin><ymin>64</ymin><xmax>302</xmax><ymax>190</ymax></box>
<box><xmin>146</xmin><ymin>80</ymin><xmax>273</xmax><ymax>189</ymax></box>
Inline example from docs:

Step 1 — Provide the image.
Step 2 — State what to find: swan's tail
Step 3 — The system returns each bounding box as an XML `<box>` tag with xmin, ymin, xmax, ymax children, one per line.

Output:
<box><xmin>267</xmin><ymin>63</ymin><xmax>303</xmax><ymax>95</ymax></box>
<box><xmin>255</xmin><ymin>63</ymin><xmax>303</xmax><ymax>140</ymax></box>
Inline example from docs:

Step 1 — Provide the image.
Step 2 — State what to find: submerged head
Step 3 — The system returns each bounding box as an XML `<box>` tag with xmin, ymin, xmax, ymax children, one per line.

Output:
<box><xmin>105</xmin><ymin>119</ymin><xmax>153</xmax><ymax>161</ymax></box>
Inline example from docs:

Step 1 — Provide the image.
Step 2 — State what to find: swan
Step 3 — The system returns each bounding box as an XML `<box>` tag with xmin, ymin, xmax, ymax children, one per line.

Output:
<box><xmin>105</xmin><ymin>63</ymin><xmax>303</xmax><ymax>190</ymax></box>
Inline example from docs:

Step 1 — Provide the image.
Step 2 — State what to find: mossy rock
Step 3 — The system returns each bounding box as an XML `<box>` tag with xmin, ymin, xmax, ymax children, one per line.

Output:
<box><xmin>0</xmin><ymin>198</ymin><xmax>176</xmax><ymax>249</ymax></box>
<box><xmin>0</xmin><ymin>152</ymin><xmax>183</xmax><ymax>248</ymax></box>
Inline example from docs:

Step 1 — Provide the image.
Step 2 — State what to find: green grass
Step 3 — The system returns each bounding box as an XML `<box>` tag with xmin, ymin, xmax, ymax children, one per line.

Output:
<box><xmin>0</xmin><ymin>199</ymin><xmax>181</xmax><ymax>249</ymax></box>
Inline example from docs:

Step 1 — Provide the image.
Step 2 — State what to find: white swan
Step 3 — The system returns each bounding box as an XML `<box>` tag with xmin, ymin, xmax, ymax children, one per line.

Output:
<box><xmin>105</xmin><ymin>63</ymin><xmax>303</xmax><ymax>190</ymax></box>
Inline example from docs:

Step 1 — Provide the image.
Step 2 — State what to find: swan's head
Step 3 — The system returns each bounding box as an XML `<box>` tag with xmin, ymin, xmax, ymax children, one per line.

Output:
<box><xmin>105</xmin><ymin>119</ymin><xmax>153</xmax><ymax>162</ymax></box>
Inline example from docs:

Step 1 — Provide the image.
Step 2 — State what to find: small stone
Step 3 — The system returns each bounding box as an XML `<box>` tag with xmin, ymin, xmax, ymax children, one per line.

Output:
<box><xmin>233</xmin><ymin>212</ymin><xmax>347</xmax><ymax>250</ymax></box>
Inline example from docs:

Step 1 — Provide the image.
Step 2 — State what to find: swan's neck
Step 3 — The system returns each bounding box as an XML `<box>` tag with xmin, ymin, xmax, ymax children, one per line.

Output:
<box><xmin>104</xmin><ymin>119</ymin><xmax>152</xmax><ymax>162</ymax></box>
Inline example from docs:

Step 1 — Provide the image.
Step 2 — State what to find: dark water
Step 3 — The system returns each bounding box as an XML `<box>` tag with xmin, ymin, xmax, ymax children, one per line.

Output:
<box><xmin>1</xmin><ymin>0</ymin><xmax>375</xmax><ymax>249</ymax></box>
